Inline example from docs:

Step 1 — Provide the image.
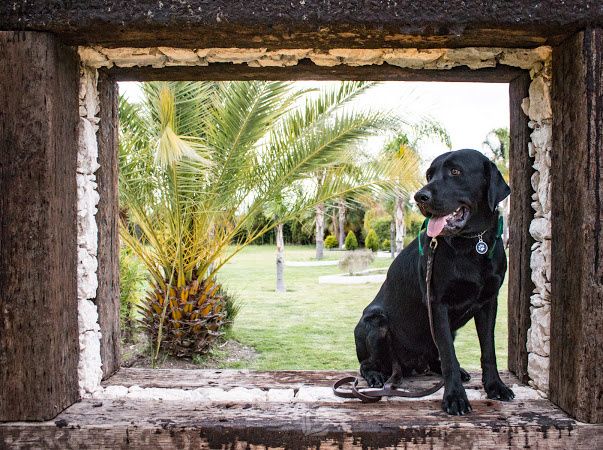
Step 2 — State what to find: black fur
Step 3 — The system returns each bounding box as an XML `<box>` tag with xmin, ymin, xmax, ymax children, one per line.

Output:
<box><xmin>354</xmin><ymin>149</ymin><xmax>514</xmax><ymax>415</ymax></box>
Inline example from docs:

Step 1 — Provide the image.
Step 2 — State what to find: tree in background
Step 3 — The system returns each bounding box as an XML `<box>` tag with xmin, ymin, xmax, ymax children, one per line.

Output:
<box><xmin>381</xmin><ymin>119</ymin><xmax>451</xmax><ymax>254</ymax></box>
<box><xmin>483</xmin><ymin>127</ymin><xmax>510</xmax><ymax>246</ymax></box>
<box><xmin>266</xmin><ymin>82</ymin><xmax>396</xmax><ymax>291</ymax></box>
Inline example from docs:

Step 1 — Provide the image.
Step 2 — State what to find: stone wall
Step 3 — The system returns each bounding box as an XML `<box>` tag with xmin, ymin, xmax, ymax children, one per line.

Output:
<box><xmin>523</xmin><ymin>61</ymin><xmax>553</xmax><ymax>395</ymax></box>
<box><xmin>77</xmin><ymin>67</ymin><xmax>103</xmax><ymax>396</ymax></box>
<box><xmin>76</xmin><ymin>45</ymin><xmax>552</xmax><ymax>397</ymax></box>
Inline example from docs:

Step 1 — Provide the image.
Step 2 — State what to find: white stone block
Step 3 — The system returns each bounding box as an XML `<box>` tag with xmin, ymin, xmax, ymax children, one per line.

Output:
<box><xmin>78</xmin><ymin>118</ymin><xmax>100</xmax><ymax>174</ymax></box>
<box><xmin>530</xmin><ymin>294</ymin><xmax>548</xmax><ymax>307</ymax></box>
<box><xmin>157</xmin><ymin>47</ymin><xmax>200</xmax><ymax>63</ymax></box>
<box><xmin>78</xmin><ymin>330</ymin><xmax>103</xmax><ymax>395</ymax></box>
<box><xmin>78</xmin><ymin>247</ymin><xmax>98</xmax><ymax>300</ymax></box>
<box><xmin>528</xmin><ymin>77</ymin><xmax>553</xmax><ymax>122</ymax></box>
<box><xmin>530</xmin><ymin>218</ymin><xmax>551</xmax><ymax>241</ymax></box>
<box><xmin>527</xmin><ymin>353</ymin><xmax>550</xmax><ymax>391</ymax></box>
<box><xmin>528</xmin><ymin>305</ymin><xmax>550</xmax><ymax>357</ymax></box>
<box><xmin>384</xmin><ymin>49</ymin><xmax>444</xmax><ymax>69</ymax></box>
<box><xmin>78</xmin><ymin>299</ymin><xmax>100</xmax><ymax>332</ymax></box>
<box><xmin>267</xmin><ymin>388</ymin><xmax>295</xmax><ymax>402</ymax></box>
<box><xmin>98</xmin><ymin>385</ymin><xmax>129</xmax><ymax>399</ymax></box>
<box><xmin>295</xmin><ymin>386</ymin><xmax>346</xmax><ymax>402</ymax></box>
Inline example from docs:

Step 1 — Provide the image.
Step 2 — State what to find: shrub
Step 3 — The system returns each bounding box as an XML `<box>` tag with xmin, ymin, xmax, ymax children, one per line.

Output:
<box><xmin>344</xmin><ymin>230</ymin><xmax>359</xmax><ymax>250</ymax></box>
<box><xmin>381</xmin><ymin>239</ymin><xmax>391</xmax><ymax>251</ymax></box>
<box><xmin>119</xmin><ymin>247</ymin><xmax>149</xmax><ymax>342</ymax></box>
<box><xmin>371</xmin><ymin>217</ymin><xmax>392</xmax><ymax>243</ymax></box>
<box><xmin>365</xmin><ymin>229</ymin><xmax>379</xmax><ymax>252</ymax></box>
<box><xmin>220</xmin><ymin>287</ymin><xmax>241</xmax><ymax>330</ymax></box>
<box><xmin>338</xmin><ymin>250</ymin><xmax>375</xmax><ymax>275</ymax></box>
<box><xmin>324</xmin><ymin>235</ymin><xmax>338</xmax><ymax>249</ymax></box>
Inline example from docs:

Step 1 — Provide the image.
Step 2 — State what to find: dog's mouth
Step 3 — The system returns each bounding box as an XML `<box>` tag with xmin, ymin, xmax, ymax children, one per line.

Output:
<box><xmin>426</xmin><ymin>205</ymin><xmax>470</xmax><ymax>237</ymax></box>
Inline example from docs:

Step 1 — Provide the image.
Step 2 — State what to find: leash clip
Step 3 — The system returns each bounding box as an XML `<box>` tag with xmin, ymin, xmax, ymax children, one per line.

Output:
<box><xmin>429</xmin><ymin>237</ymin><xmax>438</xmax><ymax>250</ymax></box>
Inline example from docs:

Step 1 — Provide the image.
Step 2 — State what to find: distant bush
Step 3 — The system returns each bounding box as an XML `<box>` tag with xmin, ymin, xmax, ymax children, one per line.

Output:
<box><xmin>381</xmin><ymin>239</ymin><xmax>391</xmax><ymax>251</ymax></box>
<box><xmin>365</xmin><ymin>229</ymin><xmax>379</xmax><ymax>252</ymax></box>
<box><xmin>324</xmin><ymin>235</ymin><xmax>338</xmax><ymax>249</ymax></box>
<box><xmin>338</xmin><ymin>250</ymin><xmax>375</xmax><ymax>275</ymax></box>
<box><xmin>370</xmin><ymin>217</ymin><xmax>392</xmax><ymax>243</ymax></box>
<box><xmin>344</xmin><ymin>231</ymin><xmax>359</xmax><ymax>250</ymax></box>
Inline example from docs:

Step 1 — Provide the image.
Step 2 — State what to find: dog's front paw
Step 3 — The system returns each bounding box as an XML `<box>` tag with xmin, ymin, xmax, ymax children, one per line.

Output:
<box><xmin>460</xmin><ymin>367</ymin><xmax>471</xmax><ymax>382</ymax></box>
<box><xmin>362</xmin><ymin>370</ymin><xmax>386</xmax><ymax>388</ymax></box>
<box><xmin>484</xmin><ymin>379</ymin><xmax>515</xmax><ymax>401</ymax></box>
<box><xmin>442</xmin><ymin>385</ymin><xmax>472</xmax><ymax>415</ymax></box>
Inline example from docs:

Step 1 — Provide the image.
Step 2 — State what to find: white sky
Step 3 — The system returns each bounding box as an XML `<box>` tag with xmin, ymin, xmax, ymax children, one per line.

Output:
<box><xmin>119</xmin><ymin>80</ymin><xmax>509</xmax><ymax>163</ymax></box>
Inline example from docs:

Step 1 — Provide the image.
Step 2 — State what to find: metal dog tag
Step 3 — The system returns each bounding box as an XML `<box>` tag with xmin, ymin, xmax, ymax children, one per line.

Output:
<box><xmin>476</xmin><ymin>238</ymin><xmax>488</xmax><ymax>255</ymax></box>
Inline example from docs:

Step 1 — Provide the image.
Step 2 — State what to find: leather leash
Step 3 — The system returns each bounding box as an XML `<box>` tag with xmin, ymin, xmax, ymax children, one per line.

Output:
<box><xmin>333</xmin><ymin>237</ymin><xmax>445</xmax><ymax>401</ymax></box>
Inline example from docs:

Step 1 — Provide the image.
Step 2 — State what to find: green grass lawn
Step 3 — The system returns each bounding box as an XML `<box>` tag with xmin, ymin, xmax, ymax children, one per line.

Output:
<box><xmin>218</xmin><ymin>245</ymin><xmax>508</xmax><ymax>371</ymax></box>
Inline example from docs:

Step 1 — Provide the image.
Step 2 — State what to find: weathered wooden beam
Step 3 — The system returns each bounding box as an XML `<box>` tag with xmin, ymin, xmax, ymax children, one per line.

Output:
<box><xmin>1</xmin><ymin>1</ymin><xmax>600</xmax><ymax>49</ymax></box>
<box><xmin>109</xmin><ymin>62</ymin><xmax>522</xmax><ymax>83</ymax></box>
<box><xmin>507</xmin><ymin>72</ymin><xmax>534</xmax><ymax>383</ymax></box>
<box><xmin>96</xmin><ymin>72</ymin><xmax>121</xmax><ymax>379</ymax></box>
<box><xmin>103</xmin><ymin>368</ymin><xmax>521</xmax><ymax>391</ymax></box>
<box><xmin>0</xmin><ymin>31</ymin><xmax>80</xmax><ymax>421</ymax></box>
<box><xmin>1</xmin><ymin>396</ymin><xmax>601</xmax><ymax>448</ymax></box>
<box><xmin>550</xmin><ymin>28</ymin><xmax>603</xmax><ymax>424</ymax></box>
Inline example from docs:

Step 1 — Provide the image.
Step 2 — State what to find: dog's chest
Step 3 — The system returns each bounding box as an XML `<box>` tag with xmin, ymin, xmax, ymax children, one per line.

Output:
<box><xmin>437</xmin><ymin>257</ymin><xmax>501</xmax><ymax>312</ymax></box>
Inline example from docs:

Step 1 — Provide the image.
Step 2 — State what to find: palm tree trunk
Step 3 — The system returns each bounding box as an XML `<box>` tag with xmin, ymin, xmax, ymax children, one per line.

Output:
<box><xmin>276</xmin><ymin>223</ymin><xmax>286</xmax><ymax>293</ymax></box>
<box><xmin>332</xmin><ymin>210</ymin><xmax>339</xmax><ymax>244</ymax></box>
<box><xmin>395</xmin><ymin>195</ymin><xmax>406</xmax><ymax>254</ymax></box>
<box><xmin>315</xmin><ymin>203</ymin><xmax>325</xmax><ymax>259</ymax></box>
<box><xmin>390</xmin><ymin>221</ymin><xmax>396</xmax><ymax>258</ymax></box>
<box><xmin>338</xmin><ymin>198</ymin><xmax>346</xmax><ymax>249</ymax></box>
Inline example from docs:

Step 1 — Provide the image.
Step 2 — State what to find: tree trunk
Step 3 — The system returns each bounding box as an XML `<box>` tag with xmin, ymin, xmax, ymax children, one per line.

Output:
<box><xmin>315</xmin><ymin>203</ymin><xmax>325</xmax><ymax>259</ymax></box>
<box><xmin>390</xmin><ymin>221</ymin><xmax>396</xmax><ymax>258</ymax></box>
<box><xmin>338</xmin><ymin>199</ymin><xmax>346</xmax><ymax>249</ymax></box>
<box><xmin>395</xmin><ymin>195</ymin><xmax>406</xmax><ymax>254</ymax></box>
<box><xmin>275</xmin><ymin>223</ymin><xmax>286</xmax><ymax>293</ymax></box>
<box><xmin>331</xmin><ymin>210</ymin><xmax>339</xmax><ymax>244</ymax></box>
<box><xmin>501</xmin><ymin>196</ymin><xmax>510</xmax><ymax>248</ymax></box>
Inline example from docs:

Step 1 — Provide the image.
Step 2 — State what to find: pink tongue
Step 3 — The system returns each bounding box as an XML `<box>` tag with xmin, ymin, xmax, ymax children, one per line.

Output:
<box><xmin>427</xmin><ymin>216</ymin><xmax>447</xmax><ymax>237</ymax></box>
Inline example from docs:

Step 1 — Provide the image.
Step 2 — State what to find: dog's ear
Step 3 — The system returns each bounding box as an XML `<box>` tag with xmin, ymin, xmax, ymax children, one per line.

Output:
<box><xmin>485</xmin><ymin>161</ymin><xmax>511</xmax><ymax>211</ymax></box>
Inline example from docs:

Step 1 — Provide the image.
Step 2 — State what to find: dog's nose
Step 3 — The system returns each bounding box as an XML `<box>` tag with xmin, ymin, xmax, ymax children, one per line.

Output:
<box><xmin>414</xmin><ymin>189</ymin><xmax>432</xmax><ymax>204</ymax></box>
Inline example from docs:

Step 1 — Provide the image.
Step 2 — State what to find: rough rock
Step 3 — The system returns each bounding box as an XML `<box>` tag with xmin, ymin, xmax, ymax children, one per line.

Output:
<box><xmin>527</xmin><ymin>77</ymin><xmax>552</xmax><ymax>122</ymax></box>
<box><xmin>527</xmin><ymin>353</ymin><xmax>550</xmax><ymax>391</ymax></box>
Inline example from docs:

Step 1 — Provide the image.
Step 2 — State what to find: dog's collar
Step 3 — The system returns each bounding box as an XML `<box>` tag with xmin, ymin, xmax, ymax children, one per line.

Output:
<box><xmin>418</xmin><ymin>215</ymin><xmax>503</xmax><ymax>259</ymax></box>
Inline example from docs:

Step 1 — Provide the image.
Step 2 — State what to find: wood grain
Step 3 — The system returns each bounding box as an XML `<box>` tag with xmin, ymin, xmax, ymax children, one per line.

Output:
<box><xmin>0</xmin><ymin>31</ymin><xmax>80</xmax><ymax>420</ymax></box>
<box><xmin>96</xmin><ymin>72</ymin><xmax>121</xmax><ymax>379</ymax></box>
<box><xmin>507</xmin><ymin>72</ymin><xmax>534</xmax><ymax>383</ymax></box>
<box><xmin>1</xmin><ymin>395</ymin><xmax>600</xmax><ymax>449</ymax></box>
<box><xmin>103</xmin><ymin>368</ymin><xmax>521</xmax><ymax>391</ymax></box>
<box><xmin>1</xmin><ymin>1</ymin><xmax>597</xmax><ymax>48</ymax></box>
<box><xmin>108</xmin><ymin>63</ymin><xmax>523</xmax><ymax>83</ymax></box>
<box><xmin>550</xmin><ymin>29</ymin><xmax>603</xmax><ymax>424</ymax></box>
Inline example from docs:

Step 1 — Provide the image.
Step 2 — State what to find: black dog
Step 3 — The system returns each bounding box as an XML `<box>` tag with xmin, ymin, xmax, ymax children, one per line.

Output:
<box><xmin>354</xmin><ymin>149</ymin><xmax>514</xmax><ymax>415</ymax></box>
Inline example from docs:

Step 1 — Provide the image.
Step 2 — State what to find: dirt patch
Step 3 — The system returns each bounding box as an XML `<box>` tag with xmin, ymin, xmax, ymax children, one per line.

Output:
<box><xmin>120</xmin><ymin>335</ymin><xmax>258</xmax><ymax>369</ymax></box>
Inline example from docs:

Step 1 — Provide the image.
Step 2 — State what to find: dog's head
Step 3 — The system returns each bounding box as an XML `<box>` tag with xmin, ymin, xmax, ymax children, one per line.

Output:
<box><xmin>414</xmin><ymin>149</ymin><xmax>510</xmax><ymax>237</ymax></box>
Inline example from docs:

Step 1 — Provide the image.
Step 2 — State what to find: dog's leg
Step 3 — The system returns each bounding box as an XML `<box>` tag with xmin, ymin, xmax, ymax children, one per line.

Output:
<box><xmin>474</xmin><ymin>298</ymin><xmax>515</xmax><ymax>401</ymax></box>
<box><xmin>431</xmin><ymin>303</ymin><xmax>472</xmax><ymax>415</ymax></box>
<box><xmin>355</xmin><ymin>309</ymin><xmax>391</xmax><ymax>387</ymax></box>
<box><xmin>428</xmin><ymin>356</ymin><xmax>471</xmax><ymax>382</ymax></box>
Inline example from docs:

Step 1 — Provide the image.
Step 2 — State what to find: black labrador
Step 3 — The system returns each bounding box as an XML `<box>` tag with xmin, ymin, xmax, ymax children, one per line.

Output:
<box><xmin>354</xmin><ymin>149</ymin><xmax>514</xmax><ymax>415</ymax></box>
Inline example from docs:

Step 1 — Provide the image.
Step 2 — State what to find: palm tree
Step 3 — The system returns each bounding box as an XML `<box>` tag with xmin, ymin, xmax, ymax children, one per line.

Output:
<box><xmin>382</xmin><ymin>119</ymin><xmax>451</xmax><ymax>253</ymax></box>
<box><xmin>265</xmin><ymin>81</ymin><xmax>395</xmax><ymax>291</ymax></box>
<box><xmin>119</xmin><ymin>81</ymin><xmax>393</xmax><ymax>360</ymax></box>
<box><xmin>483</xmin><ymin>127</ymin><xmax>510</xmax><ymax>245</ymax></box>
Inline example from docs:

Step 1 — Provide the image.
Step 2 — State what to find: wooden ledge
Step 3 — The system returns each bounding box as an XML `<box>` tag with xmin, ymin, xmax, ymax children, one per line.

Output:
<box><xmin>3</xmin><ymin>370</ymin><xmax>602</xmax><ymax>448</ymax></box>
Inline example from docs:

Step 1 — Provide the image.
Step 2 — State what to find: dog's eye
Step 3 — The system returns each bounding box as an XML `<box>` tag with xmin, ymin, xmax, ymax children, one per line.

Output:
<box><xmin>450</xmin><ymin>168</ymin><xmax>461</xmax><ymax>176</ymax></box>
<box><xmin>426</xmin><ymin>170</ymin><xmax>433</xmax><ymax>181</ymax></box>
